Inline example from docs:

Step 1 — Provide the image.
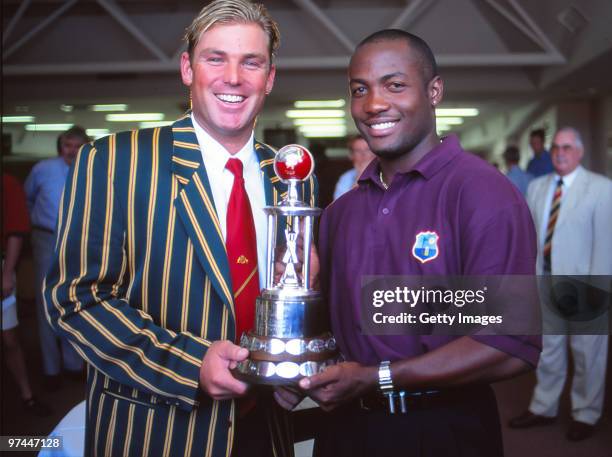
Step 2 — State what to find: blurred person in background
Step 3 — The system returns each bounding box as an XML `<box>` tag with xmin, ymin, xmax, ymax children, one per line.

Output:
<box><xmin>333</xmin><ymin>134</ymin><xmax>375</xmax><ymax>199</ymax></box>
<box><xmin>526</xmin><ymin>128</ymin><xmax>553</xmax><ymax>177</ymax></box>
<box><xmin>2</xmin><ymin>173</ymin><xmax>52</xmax><ymax>416</ymax></box>
<box><xmin>24</xmin><ymin>125</ymin><xmax>89</xmax><ymax>390</ymax></box>
<box><xmin>509</xmin><ymin>126</ymin><xmax>611</xmax><ymax>441</ymax></box>
<box><xmin>503</xmin><ymin>145</ymin><xmax>533</xmax><ymax>196</ymax></box>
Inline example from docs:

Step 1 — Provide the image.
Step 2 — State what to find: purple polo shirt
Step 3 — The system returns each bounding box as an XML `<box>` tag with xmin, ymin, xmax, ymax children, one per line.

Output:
<box><xmin>318</xmin><ymin>135</ymin><xmax>541</xmax><ymax>367</ymax></box>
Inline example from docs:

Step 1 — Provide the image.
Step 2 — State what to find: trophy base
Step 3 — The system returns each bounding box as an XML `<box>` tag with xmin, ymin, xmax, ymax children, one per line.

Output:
<box><xmin>233</xmin><ymin>358</ymin><xmax>340</xmax><ymax>386</ymax></box>
<box><xmin>233</xmin><ymin>331</ymin><xmax>341</xmax><ymax>385</ymax></box>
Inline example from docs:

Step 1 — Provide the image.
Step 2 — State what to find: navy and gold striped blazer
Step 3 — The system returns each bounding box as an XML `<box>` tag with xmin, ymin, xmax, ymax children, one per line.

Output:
<box><xmin>44</xmin><ymin>113</ymin><xmax>317</xmax><ymax>457</ymax></box>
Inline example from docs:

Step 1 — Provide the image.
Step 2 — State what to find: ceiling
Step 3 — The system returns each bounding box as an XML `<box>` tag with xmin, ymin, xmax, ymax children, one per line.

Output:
<box><xmin>3</xmin><ymin>0</ymin><xmax>612</xmax><ymax>150</ymax></box>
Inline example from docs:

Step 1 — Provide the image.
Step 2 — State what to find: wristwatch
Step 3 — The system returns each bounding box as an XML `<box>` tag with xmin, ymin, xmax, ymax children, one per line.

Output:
<box><xmin>378</xmin><ymin>360</ymin><xmax>394</xmax><ymax>394</ymax></box>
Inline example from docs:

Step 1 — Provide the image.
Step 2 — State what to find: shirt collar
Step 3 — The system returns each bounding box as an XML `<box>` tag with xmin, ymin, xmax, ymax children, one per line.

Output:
<box><xmin>554</xmin><ymin>165</ymin><xmax>581</xmax><ymax>189</ymax></box>
<box><xmin>191</xmin><ymin>113</ymin><xmax>256</xmax><ymax>172</ymax></box>
<box><xmin>359</xmin><ymin>134</ymin><xmax>462</xmax><ymax>186</ymax></box>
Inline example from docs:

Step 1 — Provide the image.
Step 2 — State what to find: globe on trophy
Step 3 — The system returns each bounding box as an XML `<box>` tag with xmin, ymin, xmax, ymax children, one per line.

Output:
<box><xmin>234</xmin><ymin>144</ymin><xmax>339</xmax><ymax>385</ymax></box>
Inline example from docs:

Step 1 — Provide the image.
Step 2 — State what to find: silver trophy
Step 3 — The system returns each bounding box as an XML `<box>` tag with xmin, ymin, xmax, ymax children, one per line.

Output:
<box><xmin>234</xmin><ymin>144</ymin><xmax>339</xmax><ymax>385</ymax></box>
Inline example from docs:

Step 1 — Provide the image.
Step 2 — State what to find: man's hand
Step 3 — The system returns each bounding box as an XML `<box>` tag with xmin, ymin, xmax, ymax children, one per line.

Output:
<box><xmin>199</xmin><ymin>340</ymin><xmax>249</xmax><ymax>400</ymax></box>
<box><xmin>298</xmin><ymin>362</ymin><xmax>377</xmax><ymax>411</ymax></box>
<box><xmin>273</xmin><ymin>386</ymin><xmax>305</xmax><ymax>411</ymax></box>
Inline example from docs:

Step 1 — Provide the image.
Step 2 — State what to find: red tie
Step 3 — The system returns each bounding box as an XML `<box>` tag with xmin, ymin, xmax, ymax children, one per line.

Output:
<box><xmin>225</xmin><ymin>158</ymin><xmax>259</xmax><ymax>342</ymax></box>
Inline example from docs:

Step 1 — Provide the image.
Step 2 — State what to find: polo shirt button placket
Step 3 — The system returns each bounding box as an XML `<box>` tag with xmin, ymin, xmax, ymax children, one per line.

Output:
<box><xmin>382</xmin><ymin>207</ymin><xmax>390</xmax><ymax>215</ymax></box>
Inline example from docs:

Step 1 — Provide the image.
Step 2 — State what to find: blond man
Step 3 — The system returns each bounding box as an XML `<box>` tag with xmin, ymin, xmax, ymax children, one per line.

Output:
<box><xmin>44</xmin><ymin>1</ymin><xmax>315</xmax><ymax>455</ymax></box>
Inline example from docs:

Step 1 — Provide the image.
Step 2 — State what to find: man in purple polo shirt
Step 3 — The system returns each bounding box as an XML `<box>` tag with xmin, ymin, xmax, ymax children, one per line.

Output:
<box><xmin>295</xmin><ymin>30</ymin><xmax>541</xmax><ymax>456</ymax></box>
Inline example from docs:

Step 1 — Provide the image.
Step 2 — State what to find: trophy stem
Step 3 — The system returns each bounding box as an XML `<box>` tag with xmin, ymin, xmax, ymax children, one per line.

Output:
<box><xmin>302</xmin><ymin>216</ymin><xmax>313</xmax><ymax>290</ymax></box>
<box><xmin>287</xmin><ymin>179</ymin><xmax>299</xmax><ymax>204</ymax></box>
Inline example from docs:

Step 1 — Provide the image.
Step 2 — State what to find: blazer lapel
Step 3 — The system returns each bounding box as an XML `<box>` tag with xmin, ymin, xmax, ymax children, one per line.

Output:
<box><xmin>255</xmin><ymin>141</ymin><xmax>286</xmax><ymax>205</ymax></box>
<box><xmin>171</xmin><ymin>114</ymin><xmax>235</xmax><ymax>317</ymax></box>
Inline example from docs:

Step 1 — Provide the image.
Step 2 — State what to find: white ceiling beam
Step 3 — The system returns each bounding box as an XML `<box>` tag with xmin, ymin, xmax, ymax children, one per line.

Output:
<box><xmin>96</xmin><ymin>0</ymin><xmax>168</xmax><ymax>62</ymax></box>
<box><xmin>390</xmin><ymin>0</ymin><xmax>434</xmax><ymax>30</ymax></box>
<box><xmin>438</xmin><ymin>52</ymin><xmax>565</xmax><ymax>65</ymax></box>
<box><xmin>484</xmin><ymin>0</ymin><xmax>545</xmax><ymax>49</ymax></box>
<box><xmin>2</xmin><ymin>0</ymin><xmax>32</xmax><ymax>45</ymax></box>
<box><xmin>3</xmin><ymin>0</ymin><xmax>79</xmax><ymax>61</ymax></box>
<box><xmin>507</xmin><ymin>0</ymin><xmax>565</xmax><ymax>61</ymax></box>
<box><xmin>291</xmin><ymin>0</ymin><xmax>355</xmax><ymax>53</ymax></box>
<box><xmin>2</xmin><ymin>51</ymin><xmax>567</xmax><ymax>76</ymax></box>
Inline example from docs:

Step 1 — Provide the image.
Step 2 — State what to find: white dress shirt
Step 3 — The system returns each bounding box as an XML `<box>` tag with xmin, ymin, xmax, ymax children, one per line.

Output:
<box><xmin>538</xmin><ymin>165</ymin><xmax>580</xmax><ymax>251</ymax></box>
<box><xmin>192</xmin><ymin>115</ymin><xmax>268</xmax><ymax>289</ymax></box>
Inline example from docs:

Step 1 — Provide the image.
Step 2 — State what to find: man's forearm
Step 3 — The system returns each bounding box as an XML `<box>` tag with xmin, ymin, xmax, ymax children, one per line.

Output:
<box><xmin>391</xmin><ymin>337</ymin><xmax>530</xmax><ymax>390</ymax></box>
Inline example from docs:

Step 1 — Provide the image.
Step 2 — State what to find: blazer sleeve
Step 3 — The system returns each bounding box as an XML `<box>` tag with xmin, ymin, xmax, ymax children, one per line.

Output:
<box><xmin>44</xmin><ymin>141</ymin><xmax>210</xmax><ymax>412</ymax></box>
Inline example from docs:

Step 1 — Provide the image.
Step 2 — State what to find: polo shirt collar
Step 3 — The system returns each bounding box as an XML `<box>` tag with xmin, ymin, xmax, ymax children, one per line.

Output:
<box><xmin>358</xmin><ymin>134</ymin><xmax>461</xmax><ymax>186</ymax></box>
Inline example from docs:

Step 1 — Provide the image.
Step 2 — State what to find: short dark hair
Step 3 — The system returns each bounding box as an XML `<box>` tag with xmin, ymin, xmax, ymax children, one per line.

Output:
<box><xmin>356</xmin><ymin>29</ymin><xmax>438</xmax><ymax>83</ymax></box>
<box><xmin>57</xmin><ymin>126</ymin><xmax>90</xmax><ymax>154</ymax></box>
<box><xmin>503</xmin><ymin>145</ymin><xmax>520</xmax><ymax>164</ymax></box>
<box><xmin>530</xmin><ymin>128</ymin><xmax>545</xmax><ymax>141</ymax></box>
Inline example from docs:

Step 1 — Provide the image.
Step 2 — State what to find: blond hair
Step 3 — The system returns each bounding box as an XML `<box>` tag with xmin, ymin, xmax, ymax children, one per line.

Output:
<box><xmin>184</xmin><ymin>0</ymin><xmax>280</xmax><ymax>62</ymax></box>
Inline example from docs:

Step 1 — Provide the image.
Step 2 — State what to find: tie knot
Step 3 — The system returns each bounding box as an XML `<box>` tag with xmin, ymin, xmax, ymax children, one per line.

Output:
<box><xmin>556</xmin><ymin>178</ymin><xmax>564</xmax><ymax>187</ymax></box>
<box><xmin>226</xmin><ymin>158</ymin><xmax>244</xmax><ymax>178</ymax></box>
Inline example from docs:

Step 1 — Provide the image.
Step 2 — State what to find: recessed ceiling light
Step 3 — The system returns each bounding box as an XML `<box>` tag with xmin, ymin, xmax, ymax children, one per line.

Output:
<box><xmin>86</xmin><ymin>128</ymin><xmax>110</xmax><ymax>139</ymax></box>
<box><xmin>3</xmin><ymin>116</ymin><xmax>36</xmax><ymax>123</ymax></box>
<box><xmin>106</xmin><ymin>113</ymin><xmax>165</xmax><ymax>122</ymax></box>
<box><xmin>139</xmin><ymin>121</ymin><xmax>173</xmax><ymax>128</ymax></box>
<box><xmin>293</xmin><ymin>118</ymin><xmax>346</xmax><ymax>126</ymax></box>
<box><xmin>91</xmin><ymin>104</ymin><xmax>129</xmax><ymax>112</ymax></box>
<box><xmin>436</xmin><ymin>117</ymin><xmax>464</xmax><ymax>125</ymax></box>
<box><xmin>302</xmin><ymin>131</ymin><xmax>347</xmax><ymax>138</ymax></box>
<box><xmin>298</xmin><ymin>125</ymin><xmax>347</xmax><ymax>133</ymax></box>
<box><xmin>436</xmin><ymin>108</ymin><xmax>479</xmax><ymax>117</ymax></box>
<box><xmin>286</xmin><ymin>109</ymin><xmax>345</xmax><ymax>118</ymax></box>
<box><xmin>60</xmin><ymin>105</ymin><xmax>74</xmax><ymax>112</ymax></box>
<box><xmin>25</xmin><ymin>123</ymin><xmax>74</xmax><ymax>131</ymax></box>
<box><xmin>294</xmin><ymin>99</ymin><xmax>346</xmax><ymax>108</ymax></box>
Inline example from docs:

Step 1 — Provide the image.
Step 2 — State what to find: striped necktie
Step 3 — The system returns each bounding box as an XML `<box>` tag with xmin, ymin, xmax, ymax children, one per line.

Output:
<box><xmin>543</xmin><ymin>178</ymin><xmax>563</xmax><ymax>272</ymax></box>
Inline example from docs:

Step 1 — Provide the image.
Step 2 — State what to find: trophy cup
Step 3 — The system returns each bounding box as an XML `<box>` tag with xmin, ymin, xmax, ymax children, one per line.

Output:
<box><xmin>234</xmin><ymin>144</ymin><xmax>339</xmax><ymax>385</ymax></box>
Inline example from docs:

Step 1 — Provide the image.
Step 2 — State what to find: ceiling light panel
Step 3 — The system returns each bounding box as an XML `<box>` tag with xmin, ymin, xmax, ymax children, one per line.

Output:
<box><xmin>3</xmin><ymin>116</ymin><xmax>36</xmax><ymax>123</ymax></box>
<box><xmin>91</xmin><ymin>104</ymin><xmax>129</xmax><ymax>112</ymax></box>
<box><xmin>286</xmin><ymin>109</ymin><xmax>345</xmax><ymax>118</ymax></box>
<box><xmin>294</xmin><ymin>99</ymin><xmax>346</xmax><ymax>108</ymax></box>
<box><xmin>435</xmin><ymin>108</ymin><xmax>479</xmax><ymax>117</ymax></box>
<box><xmin>25</xmin><ymin>123</ymin><xmax>74</xmax><ymax>131</ymax></box>
<box><xmin>106</xmin><ymin>113</ymin><xmax>165</xmax><ymax>122</ymax></box>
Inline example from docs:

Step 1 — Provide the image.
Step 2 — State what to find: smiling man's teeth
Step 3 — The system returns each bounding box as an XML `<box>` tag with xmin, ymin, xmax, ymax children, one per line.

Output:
<box><xmin>371</xmin><ymin>122</ymin><xmax>397</xmax><ymax>130</ymax></box>
<box><xmin>217</xmin><ymin>94</ymin><xmax>245</xmax><ymax>103</ymax></box>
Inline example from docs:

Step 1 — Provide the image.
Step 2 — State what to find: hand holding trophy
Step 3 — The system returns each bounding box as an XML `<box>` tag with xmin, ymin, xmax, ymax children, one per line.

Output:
<box><xmin>234</xmin><ymin>144</ymin><xmax>339</xmax><ymax>385</ymax></box>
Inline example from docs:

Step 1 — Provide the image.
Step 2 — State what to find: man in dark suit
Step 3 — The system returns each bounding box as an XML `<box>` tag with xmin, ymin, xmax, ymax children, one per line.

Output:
<box><xmin>44</xmin><ymin>1</ymin><xmax>315</xmax><ymax>456</ymax></box>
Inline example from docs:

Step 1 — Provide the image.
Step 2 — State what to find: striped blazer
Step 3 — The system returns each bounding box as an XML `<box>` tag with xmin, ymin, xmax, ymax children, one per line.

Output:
<box><xmin>44</xmin><ymin>113</ymin><xmax>317</xmax><ymax>457</ymax></box>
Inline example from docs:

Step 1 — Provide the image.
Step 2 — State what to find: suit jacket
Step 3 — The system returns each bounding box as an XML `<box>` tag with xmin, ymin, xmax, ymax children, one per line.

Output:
<box><xmin>44</xmin><ymin>113</ymin><xmax>317</xmax><ymax>457</ymax></box>
<box><xmin>526</xmin><ymin>166</ymin><xmax>612</xmax><ymax>275</ymax></box>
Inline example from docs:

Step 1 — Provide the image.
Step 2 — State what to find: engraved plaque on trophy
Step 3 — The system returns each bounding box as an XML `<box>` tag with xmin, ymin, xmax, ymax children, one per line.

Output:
<box><xmin>234</xmin><ymin>144</ymin><xmax>339</xmax><ymax>385</ymax></box>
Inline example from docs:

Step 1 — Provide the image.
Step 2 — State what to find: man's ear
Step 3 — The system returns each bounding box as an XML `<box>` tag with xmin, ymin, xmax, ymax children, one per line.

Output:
<box><xmin>265</xmin><ymin>64</ymin><xmax>276</xmax><ymax>95</ymax></box>
<box><xmin>429</xmin><ymin>75</ymin><xmax>444</xmax><ymax>107</ymax></box>
<box><xmin>180</xmin><ymin>52</ymin><xmax>193</xmax><ymax>86</ymax></box>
